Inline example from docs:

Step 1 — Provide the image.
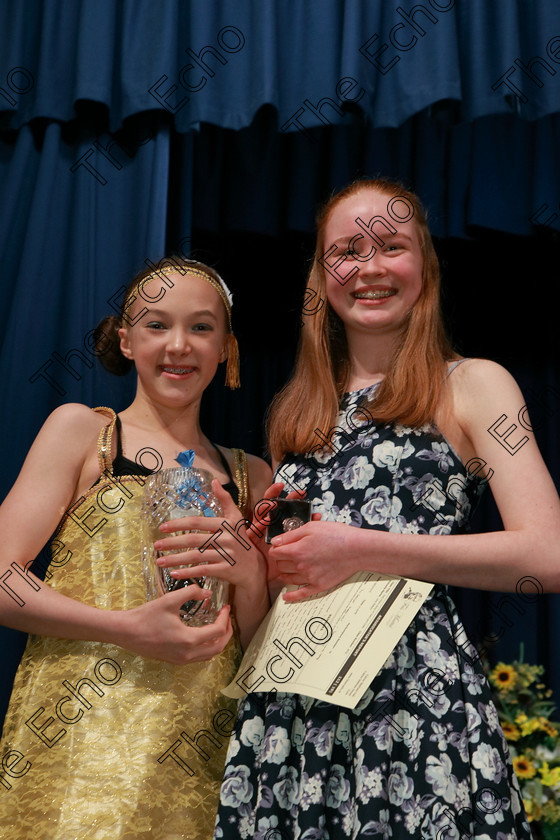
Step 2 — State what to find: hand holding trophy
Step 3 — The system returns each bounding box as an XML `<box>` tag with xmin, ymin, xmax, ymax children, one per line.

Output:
<box><xmin>142</xmin><ymin>449</ymin><xmax>228</xmax><ymax>625</ymax></box>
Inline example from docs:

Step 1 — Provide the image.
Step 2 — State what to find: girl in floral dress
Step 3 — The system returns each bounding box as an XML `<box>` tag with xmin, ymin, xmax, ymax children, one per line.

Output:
<box><xmin>213</xmin><ymin>180</ymin><xmax>560</xmax><ymax>839</ymax></box>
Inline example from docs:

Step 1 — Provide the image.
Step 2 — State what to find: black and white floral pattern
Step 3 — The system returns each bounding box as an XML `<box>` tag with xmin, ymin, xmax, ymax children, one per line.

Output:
<box><xmin>214</xmin><ymin>385</ymin><xmax>531</xmax><ymax>839</ymax></box>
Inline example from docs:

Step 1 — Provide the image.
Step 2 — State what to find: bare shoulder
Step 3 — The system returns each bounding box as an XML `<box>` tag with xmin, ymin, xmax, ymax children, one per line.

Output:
<box><xmin>246</xmin><ymin>452</ymin><xmax>273</xmax><ymax>486</ymax></box>
<box><xmin>445</xmin><ymin>359</ymin><xmax>533</xmax><ymax>463</ymax></box>
<box><xmin>20</xmin><ymin>405</ymin><xmax>112</xmax><ymax>475</ymax></box>
<box><xmin>246</xmin><ymin>452</ymin><xmax>273</xmax><ymax>510</ymax></box>
<box><xmin>448</xmin><ymin>359</ymin><xmax>524</xmax><ymax>421</ymax></box>
<box><xmin>1</xmin><ymin>405</ymin><xmax>112</xmax><ymax>528</ymax></box>
<box><xmin>36</xmin><ymin>404</ymin><xmax>110</xmax><ymax>453</ymax></box>
<box><xmin>445</xmin><ymin>359</ymin><xmax>560</xmax><ymax>559</ymax></box>
<box><xmin>44</xmin><ymin>403</ymin><xmax>111</xmax><ymax>432</ymax></box>
<box><xmin>449</xmin><ymin>358</ymin><xmax>520</xmax><ymax>391</ymax></box>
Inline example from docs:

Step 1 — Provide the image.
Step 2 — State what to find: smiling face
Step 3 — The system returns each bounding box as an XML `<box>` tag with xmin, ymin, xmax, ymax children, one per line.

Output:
<box><xmin>118</xmin><ymin>272</ymin><xmax>228</xmax><ymax>410</ymax></box>
<box><xmin>321</xmin><ymin>188</ymin><xmax>424</xmax><ymax>341</ymax></box>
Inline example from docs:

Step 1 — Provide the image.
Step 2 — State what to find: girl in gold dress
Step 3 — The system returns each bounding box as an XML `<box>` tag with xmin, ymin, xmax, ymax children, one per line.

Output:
<box><xmin>0</xmin><ymin>259</ymin><xmax>271</xmax><ymax>839</ymax></box>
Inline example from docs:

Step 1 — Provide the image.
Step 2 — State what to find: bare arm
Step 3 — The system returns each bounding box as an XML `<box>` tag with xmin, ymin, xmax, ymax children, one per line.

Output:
<box><xmin>270</xmin><ymin>360</ymin><xmax>560</xmax><ymax>601</ymax></box>
<box><xmin>0</xmin><ymin>404</ymin><xmax>232</xmax><ymax>662</ymax></box>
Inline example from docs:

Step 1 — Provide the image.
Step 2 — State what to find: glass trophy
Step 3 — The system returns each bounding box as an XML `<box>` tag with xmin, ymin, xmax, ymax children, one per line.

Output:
<box><xmin>142</xmin><ymin>450</ymin><xmax>229</xmax><ymax>625</ymax></box>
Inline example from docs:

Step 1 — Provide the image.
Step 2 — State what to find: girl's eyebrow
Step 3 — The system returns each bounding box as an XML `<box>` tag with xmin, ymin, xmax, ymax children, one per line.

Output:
<box><xmin>386</xmin><ymin>232</ymin><xmax>413</xmax><ymax>241</ymax></box>
<box><xmin>189</xmin><ymin>309</ymin><xmax>219</xmax><ymax>318</ymax></box>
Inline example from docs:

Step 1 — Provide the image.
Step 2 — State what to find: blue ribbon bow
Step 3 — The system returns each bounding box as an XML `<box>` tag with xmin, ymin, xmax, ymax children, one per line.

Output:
<box><xmin>174</xmin><ymin>449</ymin><xmax>216</xmax><ymax>517</ymax></box>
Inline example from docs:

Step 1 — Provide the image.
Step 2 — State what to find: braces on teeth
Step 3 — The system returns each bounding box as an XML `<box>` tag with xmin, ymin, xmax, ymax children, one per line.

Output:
<box><xmin>355</xmin><ymin>291</ymin><xmax>396</xmax><ymax>299</ymax></box>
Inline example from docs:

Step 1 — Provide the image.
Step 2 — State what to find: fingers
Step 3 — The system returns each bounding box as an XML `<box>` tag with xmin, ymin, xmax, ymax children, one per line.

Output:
<box><xmin>262</xmin><ymin>481</ymin><xmax>286</xmax><ymax>499</ymax></box>
<box><xmin>190</xmin><ymin>632</ymin><xmax>233</xmax><ymax>661</ymax></box>
<box><xmin>253</xmin><ymin>483</ymin><xmax>307</xmax><ymax>518</ymax></box>
<box><xmin>251</xmin><ymin>482</ymin><xmax>305</xmax><ymax>527</ymax></box>
<box><xmin>246</xmin><ymin>491</ymin><xmax>283</xmax><ymax>548</ymax></box>
<box><xmin>269</xmin><ymin>522</ymin><xmax>311</xmax><ymax>547</ymax></box>
<box><xmin>264</xmin><ymin>480</ymin><xmax>306</xmax><ymax>500</ymax></box>
<box><xmin>192</xmin><ymin>603</ymin><xmax>232</xmax><ymax>639</ymax></box>
<box><xmin>282</xmin><ymin>585</ymin><xmax>316</xmax><ymax>603</ymax></box>
<box><xmin>158</xmin><ymin>515</ymin><xmax>220</xmax><ymax>535</ymax></box>
<box><xmin>189</xmin><ymin>604</ymin><xmax>233</xmax><ymax>650</ymax></box>
<box><xmin>134</xmin><ymin>588</ymin><xmax>235</xmax><ymax>664</ymax></box>
<box><xmin>252</xmin><ymin>493</ymin><xmax>281</xmax><ymax>530</ymax></box>
<box><xmin>168</xmin><ymin>563</ymin><xmax>216</xmax><ymax>580</ymax></box>
<box><xmin>155</xmin><ymin>531</ymin><xmax>214</xmax><ymax>558</ymax></box>
<box><xmin>209</xmin><ymin>478</ymin><xmax>241</xmax><ymax>518</ymax></box>
<box><xmin>276</xmin><ymin>570</ymin><xmax>311</xmax><ymax>587</ymax></box>
<box><xmin>156</xmin><ymin>550</ymin><xmax>203</xmax><ymax>568</ymax></box>
<box><xmin>274</xmin><ymin>563</ymin><xmax>299</xmax><ymax>576</ymax></box>
<box><xmin>212</xmin><ymin>603</ymin><xmax>232</xmax><ymax>631</ymax></box>
<box><xmin>162</xmin><ymin>583</ymin><xmax>212</xmax><ymax>605</ymax></box>
<box><xmin>285</xmin><ymin>488</ymin><xmax>307</xmax><ymax>500</ymax></box>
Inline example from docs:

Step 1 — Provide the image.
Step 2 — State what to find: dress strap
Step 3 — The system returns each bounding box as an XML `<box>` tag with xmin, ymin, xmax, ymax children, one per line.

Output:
<box><xmin>446</xmin><ymin>358</ymin><xmax>471</xmax><ymax>377</ymax></box>
<box><xmin>211</xmin><ymin>442</ymin><xmax>236</xmax><ymax>484</ymax></box>
<box><xmin>115</xmin><ymin>415</ymin><xmax>125</xmax><ymax>460</ymax></box>
<box><xmin>231</xmin><ymin>448</ymin><xmax>250</xmax><ymax>519</ymax></box>
<box><xmin>93</xmin><ymin>406</ymin><xmax>117</xmax><ymax>476</ymax></box>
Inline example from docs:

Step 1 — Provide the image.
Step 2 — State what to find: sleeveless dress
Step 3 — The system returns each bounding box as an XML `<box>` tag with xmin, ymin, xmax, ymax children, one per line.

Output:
<box><xmin>213</xmin><ymin>381</ymin><xmax>531</xmax><ymax>839</ymax></box>
<box><xmin>0</xmin><ymin>408</ymin><xmax>248</xmax><ymax>840</ymax></box>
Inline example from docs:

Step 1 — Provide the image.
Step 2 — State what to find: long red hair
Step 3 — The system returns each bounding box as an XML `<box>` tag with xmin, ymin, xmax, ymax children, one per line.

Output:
<box><xmin>267</xmin><ymin>178</ymin><xmax>458</xmax><ymax>461</ymax></box>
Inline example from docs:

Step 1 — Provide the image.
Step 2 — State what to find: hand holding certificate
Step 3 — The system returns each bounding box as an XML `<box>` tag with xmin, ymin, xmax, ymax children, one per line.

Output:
<box><xmin>223</xmin><ymin>572</ymin><xmax>433</xmax><ymax>709</ymax></box>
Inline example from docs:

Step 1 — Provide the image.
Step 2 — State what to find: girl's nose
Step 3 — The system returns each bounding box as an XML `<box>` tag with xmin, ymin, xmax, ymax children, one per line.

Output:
<box><xmin>167</xmin><ymin>329</ymin><xmax>192</xmax><ymax>354</ymax></box>
<box><xmin>357</xmin><ymin>246</ymin><xmax>386</xmax><ymax>277</ymax></box>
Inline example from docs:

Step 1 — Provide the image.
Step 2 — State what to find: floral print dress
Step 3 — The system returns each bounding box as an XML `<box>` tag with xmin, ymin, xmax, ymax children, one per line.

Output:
<box><xmin>214</xmin><ymin>383</ymin><xmax>532</xmax><ymax>840</ymax></box>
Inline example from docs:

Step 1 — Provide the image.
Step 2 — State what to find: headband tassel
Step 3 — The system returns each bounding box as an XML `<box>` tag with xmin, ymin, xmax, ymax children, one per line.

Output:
<box><xmin>225</xmin><ymin>333</ymin><xmax>240</xmax><ymax>389</ymax></box>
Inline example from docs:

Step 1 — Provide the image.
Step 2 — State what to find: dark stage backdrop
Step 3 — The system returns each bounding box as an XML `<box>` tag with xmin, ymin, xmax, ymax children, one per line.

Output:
<box><xmin>1</xmin><ymin>0</ymin><xmax>559</xmax><ymax>729</ymax></box>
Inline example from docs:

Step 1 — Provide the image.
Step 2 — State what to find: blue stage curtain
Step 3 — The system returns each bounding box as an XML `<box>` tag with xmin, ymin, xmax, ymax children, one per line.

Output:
<box><xmin>0</xmin><ymin>114</ymin><xmax>178</xmax><ymax>487</ymax></box>
<box><xmin>1</xmin><ymin>0</ymin><xmax>559</xmax><ymax>729</ymax></box>
<box><xmin>188</xmin><ymin>107</ymin><xmax>560</xmax><ymax>237</ymax></box>
<box><xmin>2</xmin><ymin>0</ymin><xmax>560</xmax><ymax>131</ymax></box>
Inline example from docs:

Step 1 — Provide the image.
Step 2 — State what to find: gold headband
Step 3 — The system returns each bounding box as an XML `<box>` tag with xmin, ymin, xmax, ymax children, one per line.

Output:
<box><xmin>123</xmin><ymin>265</ymin><xmax>240</xmax><ymax>389</ymax></box>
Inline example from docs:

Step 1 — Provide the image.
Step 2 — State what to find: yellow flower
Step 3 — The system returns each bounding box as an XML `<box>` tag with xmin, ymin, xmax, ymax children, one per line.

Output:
<box><xmin>502</xmin><ymin>722</ymin><xmax>521</xmax><ymax>741</ymax></box>
<box><xmin>513</xmin><ymin>755</ymin><xmax>537</xmax><ymax>779</ymax></box>
<box><xmin>519</xmin><ymin>717</ymin><xmax>542</xmax><ymax>737</ymax></box>
<box><xmin>523</xmin><ymin>798</ymin><xmax>534</xmax><ymax>822</ymax></box>
<box><xmin>539</xmin><ymin>761</ymin><xmax>560</xmax><ymax>787</ymax></box>
<box><xmin>516</xmin><ymin>716</ymin><xmax>559</xmax><ymax>738</ymax></box>
<box><xmin>491</xmin><ymin>663</ymin><xmax>517</xmax><ymax>690</ymax></box>
<box><xmin>542</xmin><ymin>720</ymin><xmax>559</xmax><ymax>737</ymax></box>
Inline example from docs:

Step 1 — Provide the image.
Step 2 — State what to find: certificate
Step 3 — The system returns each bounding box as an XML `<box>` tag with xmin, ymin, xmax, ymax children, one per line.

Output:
<box><xmin>222</xmin><ymin>572</ymin><xmax>433</xmax><ymax>709</ymax></box>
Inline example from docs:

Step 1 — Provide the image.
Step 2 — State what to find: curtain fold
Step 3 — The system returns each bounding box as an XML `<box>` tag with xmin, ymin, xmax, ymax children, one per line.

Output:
<box><xmin>189</xmin><ymin>108</ymin><xmax>560</xmax><ymax>237</ymax></box>
<box><xmin>0</xmin><ymin>116</ymin><xmax>176</xmax><ymax>490</ymax></box>
<box><xmin>3</xmin><ymin>0</ymin><xmax>560</xmax><ymax>132</ymax></box>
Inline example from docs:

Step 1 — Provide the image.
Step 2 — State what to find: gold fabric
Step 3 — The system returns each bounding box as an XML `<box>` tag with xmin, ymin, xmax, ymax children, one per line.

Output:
<box><xmin>230</xmin><ymin>447</ymin><xmax>250</xmax><ymax>519</ymax></box>
<box><xmin>0</xmin><ymin>410</ymin><xmax>242</xmax><ymax>839</ymax></box>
